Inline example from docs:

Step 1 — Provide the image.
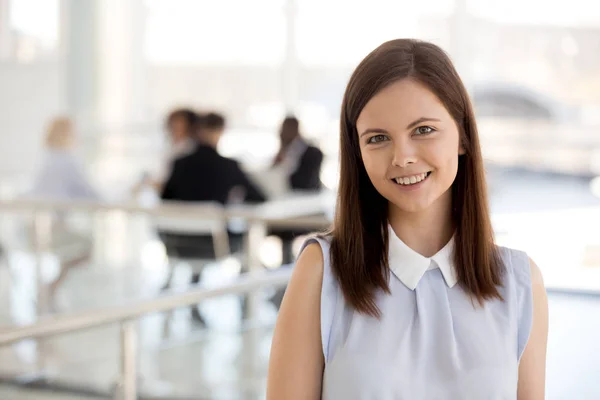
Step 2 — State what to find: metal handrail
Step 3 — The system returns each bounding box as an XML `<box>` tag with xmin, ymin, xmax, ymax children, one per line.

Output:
<box><xmin>0</xmin><ymin>192</ymin><xmax>333</xmax><ymax>220</ymax></box>
<box><xmin>0</xmin><ymin>269</ymin><xmax>292</xmax><ymax>346</ymax></box>
<box><xmin>0</xmin><ymin>270</ymin><xmax>293</xmax><ymax>399</ymax></box>
<box><xmin>0</xmin><ymin>195</ymin><xmax>333</xmax><ymax>399</ymax></box>
<box><xmin>1</xmin><ymin>197</ymin><xmax>599</xmax><ymax>397</ymax></box>
<box><xmin>0</xmin><ymin>196</ymin><xmax>330</xmax><ymax>399</ymax></box>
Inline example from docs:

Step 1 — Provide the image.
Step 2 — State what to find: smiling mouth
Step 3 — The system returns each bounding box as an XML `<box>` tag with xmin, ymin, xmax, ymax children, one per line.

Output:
<box><xmin>391</xmin><ymin>171</ymin><xmax>432</xmax><ymax>186</ymax></box>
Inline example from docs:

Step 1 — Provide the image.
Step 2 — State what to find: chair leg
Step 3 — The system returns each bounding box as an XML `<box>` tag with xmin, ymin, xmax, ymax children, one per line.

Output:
<box><xmin>269</xmin><ymin>287</ymin><xmax>286</xmax><ymax>310</ymax></box>
<box><xmin>188</xmin><ymin>260</ymin><xmax>207</xmax><ymax>326</ymax></box>
<box><xmin>240</xmin><ymin>294</ymin><xmax>250</xmax><ymax>319</ymax></box>
<box><xmin>190</xmin><ymin>305</ymin><xmax>206</xmax><ymax>326</ymax></box>
<box><xmin>48</xmin><ymin>251</ymin><xmax>91</xmax><ymax>305</ymax></box>
<box><xmin>282</xmin><ymin>239</ymin><xmax>294</xmax><ymax>265</ymax></box>
<box><xmin>161</xmin><ymin>260</ymin><xmax>176</xmax><ymax>291</ymax></box>
<box><xmin>161</xmin><ymin>259</ymin><xmax>177</xmax><ymax>336</ymax></box>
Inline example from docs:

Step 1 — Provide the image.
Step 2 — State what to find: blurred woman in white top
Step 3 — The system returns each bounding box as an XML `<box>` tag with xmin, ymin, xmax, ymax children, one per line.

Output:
<box><xmin>31</xmin><ymin>117</ymin><xmax>99</xmax><ymax>200</ymax></box>
<box><xmin>30</xmin><ymin>116</ymin><xmax>100</xmax><ymax>305</ymax></box>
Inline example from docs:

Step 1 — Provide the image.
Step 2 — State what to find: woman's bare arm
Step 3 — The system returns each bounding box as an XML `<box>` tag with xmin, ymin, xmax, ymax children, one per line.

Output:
<box><xmin>267</xmin><ymin>243</ymin><xmax>325</xmax><ymax>399</ymax></box>
<box><xmin>517</xmin><ymin>258</ymin><xmax>549</xmax><ymax>400</ymax></box>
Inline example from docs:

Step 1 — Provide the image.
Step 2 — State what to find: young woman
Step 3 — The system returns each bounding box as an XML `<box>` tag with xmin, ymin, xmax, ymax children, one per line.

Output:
<box><xmin>267</xmin><ymin>39</ymin><xmax>548</xmax><ymax>399</ymax></box>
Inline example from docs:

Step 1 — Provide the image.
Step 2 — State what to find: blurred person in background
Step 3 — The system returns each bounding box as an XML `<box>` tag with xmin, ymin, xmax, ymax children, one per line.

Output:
<box><xmin>161</xmin><ymin>112</ymin><xmax>267</xmax><ymax>323</ymax></box>
<box><xmin>134</xmin><ymin>108</ymin><xmax>200</xmax><ymax>196</ymax></box>
<box><xmin>162</xmin><ymin>112</ymin><xmax>266</xmax><ymax>204</ymax></box>
<box><xmin>31</xmin><ymin>117</ymin><xmax>100</xmax><ymax>200</ymax></box>
<box><xmin>158</xmin><ymin>108</ymin><xmax>200</xmax><ymax>184</ymax></box>
<box><xmin>268</xmin><ymin>39</ymin><xmax>548</xmax><ymax>399</ymax></box>
<box><xmin>29</xmin><ymin>116</ymin><xmax>101</xmax><ymax>305</ymax></box>
<box><xmin>270</xmin><ymin>116</ymin><xmax>325</xmax><ymax>267</ymax></box>
<box><xmin>273</xmin><ymin>115</ymin><xmax>323</xmax><ymax>192</ymax></box>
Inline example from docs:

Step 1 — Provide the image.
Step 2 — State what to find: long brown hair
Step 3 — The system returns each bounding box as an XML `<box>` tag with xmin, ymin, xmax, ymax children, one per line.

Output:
<box><xmin>330</xmin><ymin>39</ymin><xmax>503</xmax><ymax>317</ymax></box>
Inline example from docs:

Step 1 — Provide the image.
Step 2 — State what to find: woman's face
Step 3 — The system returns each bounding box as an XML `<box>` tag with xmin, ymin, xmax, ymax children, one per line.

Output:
<box><xmin>356</xmin><ymin>78</ymin><xmax>464</xmax><ymax>215</ymax></box>
<box><xmin>53</xmin><ymin>120</ymin><xmax>75</xmax><ymax>149</ymax></box>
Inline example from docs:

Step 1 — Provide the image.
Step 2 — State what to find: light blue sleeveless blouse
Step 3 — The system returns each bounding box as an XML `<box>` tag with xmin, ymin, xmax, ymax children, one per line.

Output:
<box><xmin>301</xmin><ymin>228</ymin><xmax>533</xmax><ymax>400</ymax></box>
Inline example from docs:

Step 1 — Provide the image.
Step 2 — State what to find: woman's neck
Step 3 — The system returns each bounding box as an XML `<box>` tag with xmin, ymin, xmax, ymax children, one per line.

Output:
<box><xmin>388</xmin><ymin>193</ymin><xmax>454</xmax><ymax>258</ymax></box>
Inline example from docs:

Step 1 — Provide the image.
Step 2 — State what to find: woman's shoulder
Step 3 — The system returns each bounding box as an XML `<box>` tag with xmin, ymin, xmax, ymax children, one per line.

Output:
<box><xmin>300</xmin><ymin>234</ymin><xmax>332</xmax><ymax>253</ymax></box>
<box><xmin>295</xmin><ymin>235</ymin><xmax>331</xmax><ymax>278</ymax></box>
<box><xmin>297</xmin><ymin>240</ymin><xmax>325</xmax><ymax>271</ymax></box>
<box><xmin>298</xmin><ymin>234</ymin><xmax>335</xmax><ymax>272</ymax></box>
<box><xmin>496</xmin><ymin>245</ymin><xmax>539</xmax><ymax>287</ymax></box>
<box><xmin>294</xmin><ymin>234</ymin><xmax>339</xmax><ymax>360</ymax></box>
<box><xmin>279</xmin><ymin>237</ymin><xmax>327</xmax><ymax>314</ymax></box>
<box><xmin>495</xmin><ymin>245</ymin><xmax>545</xmax><ymax>362</ymax></box>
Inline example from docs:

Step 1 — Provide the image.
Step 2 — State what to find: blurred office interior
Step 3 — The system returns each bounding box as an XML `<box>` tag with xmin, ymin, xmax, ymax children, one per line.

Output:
<box><xmin>0</xmin><ymin>0</ymin><xmax>599</xmax><ymax>398</ymax></box>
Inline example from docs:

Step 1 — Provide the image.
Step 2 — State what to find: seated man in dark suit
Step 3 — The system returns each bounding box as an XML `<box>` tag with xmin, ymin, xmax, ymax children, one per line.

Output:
<box><xmin>271</xmin><ymin>116</ymin><xmax>324</xmax><ymax>264</ymax></box>
<box><xmin>162</xmin><ymin>112</ymin><xmax>266</xmax><ymax>205</ymax></box>
<box><xmin>161</xmin><ymin>112</ymin><xmax>267</xmax><ymax>323</ymax></box>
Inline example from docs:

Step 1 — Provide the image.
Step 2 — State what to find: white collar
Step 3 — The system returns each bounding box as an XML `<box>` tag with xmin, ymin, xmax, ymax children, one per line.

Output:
<box><xmin>387</xmin><ymin>226</ymin><xmax>458</xmax><ymax>290</ymax></box>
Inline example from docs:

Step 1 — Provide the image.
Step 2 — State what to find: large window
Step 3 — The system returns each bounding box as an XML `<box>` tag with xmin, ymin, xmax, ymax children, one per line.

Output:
<box><xmin>296</xmin><ymin>0</ymin><xmax>455</xmax><ymax>68</ymax></box>
<box><xmin>468</xmin><ymin>0</ymin><xmax>600</xmax><ymax>25</ymax></box>
<box><xmin>144</xmin><ymin>0</ymin><xmax>285</xmax><ymax>66</ymax></box>
<box><xmin>143</xmin><ymin>0</ymin><xmax>287</xmax><ymax>133</ymax></box>
<box><xmin>7</xmin><ymin>0</ymin><xmax>59</xmax><ymax>62</ymax></box>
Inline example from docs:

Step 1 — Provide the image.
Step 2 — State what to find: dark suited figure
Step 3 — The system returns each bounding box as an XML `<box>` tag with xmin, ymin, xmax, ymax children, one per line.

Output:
<box><xmin>271</xmin><ymin>116</ymin><xmax>324</xmax><ymax>264</ymax></box>
<box><xmin>161</xmin><ymin>112</ymin><xmax>267</xmax><ymax>323</ymax></box>
<box><xmin>162</xmin><ymin>113</ymin><xmax>265</xmax><ymax>204</ymax></box>
<box><xmin>273</xmin><ymin>116</ymin><xmax>324</xmax><ymax>192</ymax></box>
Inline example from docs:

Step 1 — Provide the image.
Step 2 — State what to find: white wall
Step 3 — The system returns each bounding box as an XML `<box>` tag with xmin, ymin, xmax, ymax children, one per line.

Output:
<box><xmin>0</xmin><ymin>60</ymin><xmax>65</xmax><ymax>193</ymax></box>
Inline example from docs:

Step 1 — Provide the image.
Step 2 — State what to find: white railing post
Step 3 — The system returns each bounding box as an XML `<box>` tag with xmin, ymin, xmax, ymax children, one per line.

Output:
<box><xmin>245</xmin><ymin>219</ymin><xmax>267</xmax><ymax>323</ymax></box>
<box><xmin>244</xmin><ymin>219</ymin><xmax>267</xmax><ymax>374</ymax></box>
<box><xmin>33</xmin><ymin>211</ymin><xmax>52</xmax><ymax>309</ymax></box>
<box><xmin>33</xmin><ymin>211</ymin><xmax>52</xmax><ymax>374</ymax></box>
<box><xmin>117</xmin><ymin>320</ymin><xmax>138</xmax><ymax>400</ymax></box>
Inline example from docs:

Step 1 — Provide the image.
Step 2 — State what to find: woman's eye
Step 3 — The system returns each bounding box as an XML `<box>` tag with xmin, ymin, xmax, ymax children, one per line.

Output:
<box><xmin>415</xmin><ymin>126</ymin><xmax>435</xmax><ymax>135</ymax></box>
<box><xmin>367</xmin><ymin>134</ymin><xmax>388</xmax><ymax>144</ymax></box>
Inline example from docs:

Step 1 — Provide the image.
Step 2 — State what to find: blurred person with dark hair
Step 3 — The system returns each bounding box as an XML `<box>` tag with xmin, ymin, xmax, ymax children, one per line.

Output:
<box><xmin>29</xmin><ymin>116</ymin><xmax>101</xmax><ymax>306</ymax></box>
<box><xmin>163</xmin><ymin>108</ymin><xmax>200</xmax><ymax>166</ymax></box>
<box><xmin>162</xmin><ymin>112</ymin><xmax>265</xmax><ymax>204</ymax></box>
<box><xmin>135</xmin><ymin>108</ymin><xmax>200</xmax><ymax>195</ymax></box>
<box><xmin>273</xmin><ymin>116</ymin><xmax>324</xmax><ymax>191</ymax></box>
<box><xmin>161</xmin><ymin>111</ymin><xmax>267</xmax><ymax>324</ymax></box>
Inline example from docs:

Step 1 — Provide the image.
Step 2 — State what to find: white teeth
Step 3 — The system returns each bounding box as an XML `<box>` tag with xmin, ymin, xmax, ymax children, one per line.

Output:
<box><xmin>393</xmin><ymin>172</ymin><xmax>429</xmax><ymax>186</ymax></box>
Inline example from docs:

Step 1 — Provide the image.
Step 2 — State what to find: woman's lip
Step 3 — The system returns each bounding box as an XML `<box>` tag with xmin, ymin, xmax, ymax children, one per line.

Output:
<box><xmin>390</xmin><ymin>171</ymin><xmax>432</xmax><ymax>189</ymax></box>
<box><xmin>391</xmin><ymin>171</ymin><xmax>431</xmax><ymax>179</ymax></box>
<box><xmin>390</xmin><ymin>171</ymin><xmax>432</xmax><ymax>182</ymax></box>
